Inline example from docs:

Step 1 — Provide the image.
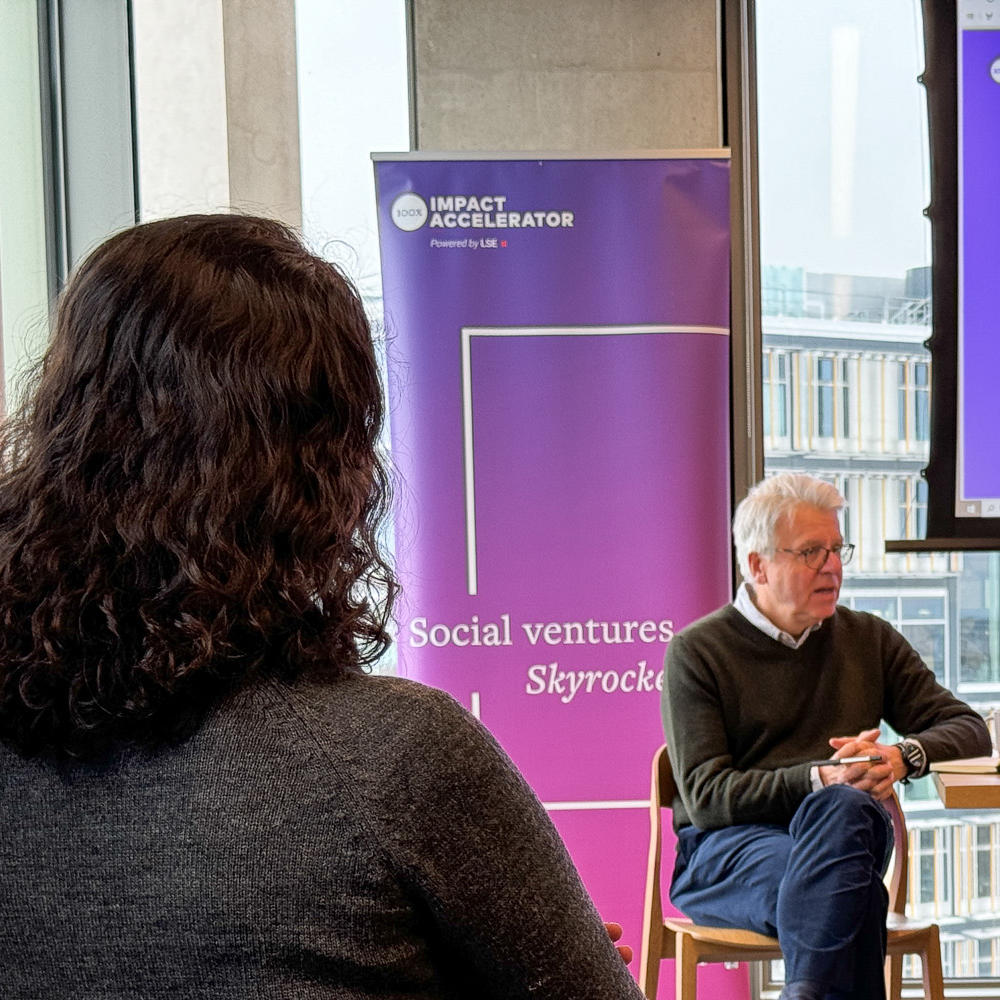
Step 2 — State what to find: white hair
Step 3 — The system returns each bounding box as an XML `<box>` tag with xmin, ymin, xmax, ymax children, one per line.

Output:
<box><xmin>732</xmin><ymin>473</ymin><xmax>845</xmax><ymax>582</ymax></box>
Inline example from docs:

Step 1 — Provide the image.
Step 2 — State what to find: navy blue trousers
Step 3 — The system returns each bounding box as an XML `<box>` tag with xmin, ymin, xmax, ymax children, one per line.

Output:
<box><xmin>670</xmin><ymin>785</ymin><xmax>893</xmax><ymax>1000</ymax></box>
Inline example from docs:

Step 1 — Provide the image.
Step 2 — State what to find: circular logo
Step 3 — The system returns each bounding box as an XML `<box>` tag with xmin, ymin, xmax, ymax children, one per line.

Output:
<box><xmin>991</xmin><ymin>56</ymin><xmax>1000</xmax><ymax>84</ymax></box>
<box><xmin>391</xmin><ymin>192</ymin><xmax>428</xmax><ymax>231</ymax></box>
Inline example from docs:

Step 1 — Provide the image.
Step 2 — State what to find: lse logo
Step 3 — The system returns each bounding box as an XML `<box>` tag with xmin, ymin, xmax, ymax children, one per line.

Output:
<box><xmin>391</xmin><ymin>193</ymin><xmax>428</xmax><ymax>231</ymax></box>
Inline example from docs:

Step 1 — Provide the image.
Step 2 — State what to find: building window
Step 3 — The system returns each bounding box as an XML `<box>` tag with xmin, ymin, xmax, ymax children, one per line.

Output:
<box><xmin>974</xmin><ymin>825</ymin><xmax>994</xmax><ymax>902</ymax></box>
<box><xmin>763</xmin><ymin>350</ymin><xmax>791</xmax><ymax>441</ymax></box>
<box><xmin>835</xmin><ymin>474</ymin><xmax>855</xmax><ymax>547</ymax></box>
<box><xmin>846</xmin><ymin>591</ymin><xmax>947</xmax><ymax>687</ymax></box>
<box><xmin>978</xmin><ymin>939</ymin><xmax>998</xmax><ymax>979</ymax></box>
<box><xmin>898</xmin><ymin>359</ymin><xmax>930</xmax><ymax>444</ymax></box>
<box><xmin>898</xmin><ymin>477</ymin><xmax>928</xmax><ymax>539</ymax></box>
<box><xmin>916</xmin><ymin>827</ymin><xmax>951</xmax><ymax>912</ymax></box>
<box><xmin>812</xmin><ymin>355</ymin><xmax>850</xmax><ymax>442</ymax></box>
<box><xmin>0</xmin><ymin>3</ymin><xmax>52</xmax><ymax>409</ymax></box>
<box><xmin>815</xmin><ymin>357</ymin><xmax>833</xmax><ymax>438</ymax></box>
<box><xmin>841</xmin><ymin>357</ymin><xmax>852</xmax><ymax>440</ymax></box>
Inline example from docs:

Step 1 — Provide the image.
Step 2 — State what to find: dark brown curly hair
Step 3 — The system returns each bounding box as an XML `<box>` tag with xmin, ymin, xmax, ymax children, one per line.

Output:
<box><xmin>0</xmin><ymin>214</ymin><xmax>397</xmax><ymax>756</ymax></box>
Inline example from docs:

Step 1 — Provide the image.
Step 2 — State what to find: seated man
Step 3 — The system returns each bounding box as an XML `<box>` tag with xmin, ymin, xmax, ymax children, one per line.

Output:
<box><xmin>663</xmin><ymin>473</ymin><xmax>990</xmax><ymax>1000</ymax></box>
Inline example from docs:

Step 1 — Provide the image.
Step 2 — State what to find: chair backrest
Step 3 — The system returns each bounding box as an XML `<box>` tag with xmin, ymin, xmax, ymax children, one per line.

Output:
<box><xmin>640</xmin><ymin>745</ymin><xmax>672</xmax><ymax>973</ymax></box>
<box><xmin>646</xmin><ymin>744</ymin><xmax>910</xmax><ymax>918</ymax></box>
<box><xmin>882</xmin><ymin>787</ymin><xmax>908</xmax><ymax>916</ymax></box>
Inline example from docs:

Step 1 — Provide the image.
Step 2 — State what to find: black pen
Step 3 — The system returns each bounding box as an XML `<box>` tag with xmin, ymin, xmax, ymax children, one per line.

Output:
<box><xmin>807</xmin><ymin>755</ymin><xmax>884</xmax><ymax>767</ymax></box>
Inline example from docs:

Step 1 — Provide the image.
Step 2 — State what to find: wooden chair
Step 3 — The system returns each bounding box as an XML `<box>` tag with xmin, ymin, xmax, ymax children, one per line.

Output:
<box><xmin>638</xmin><ymin>744</ymin><xmax>944</xmax><ymax>1000</ymax></box>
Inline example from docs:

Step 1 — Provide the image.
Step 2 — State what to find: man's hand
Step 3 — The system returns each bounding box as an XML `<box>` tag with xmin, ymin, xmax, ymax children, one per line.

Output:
<box><xmin>604</xmin><ymin>922</ymin><xmax>632</xmax><ymax>964</ymax></box>
<box><xmin>818</xmin><ymin>727</ymin><xmax>902</xmax><ymax>800</ymax></box>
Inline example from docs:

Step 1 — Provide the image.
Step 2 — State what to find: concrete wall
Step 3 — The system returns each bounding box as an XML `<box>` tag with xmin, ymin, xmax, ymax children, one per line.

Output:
<box><xmin>410</xmin><ymin>0</ymin><xmax>722</xmax><ymax>152</ymax></box>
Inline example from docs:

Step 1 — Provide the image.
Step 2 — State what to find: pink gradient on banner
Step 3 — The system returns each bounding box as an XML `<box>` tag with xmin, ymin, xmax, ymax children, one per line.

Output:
<box><xmin>550</xmin><ymin>808</ymin><xmax>751</xmax><ymax>1000</ymax></box>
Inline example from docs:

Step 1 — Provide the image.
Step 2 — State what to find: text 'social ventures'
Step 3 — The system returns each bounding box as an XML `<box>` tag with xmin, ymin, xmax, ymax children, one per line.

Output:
<box><xmin>407</xmin><ymin>614</ymin><xmax>673</xmax><ymax>648</ymax></box>
<box><xmin>405</xmin><ymin>614</ymin><xmax>672</xmax><ymax>704</ymax></box>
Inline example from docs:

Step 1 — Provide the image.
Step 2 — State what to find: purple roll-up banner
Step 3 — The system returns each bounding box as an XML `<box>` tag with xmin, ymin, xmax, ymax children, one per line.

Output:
<box><xmin>373</xmin><ymin>155</ymin><xmax>740</xmax><ymax>999</ymax></box>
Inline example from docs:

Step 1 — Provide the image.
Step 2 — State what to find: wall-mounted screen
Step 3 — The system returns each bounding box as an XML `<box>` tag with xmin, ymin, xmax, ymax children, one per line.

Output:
<box><xmin>917</xmin><ymin>0</ymin><xmax>1000</xmax><ymax>543</ymax></box>
<box><xmin>956</xmin><ymin>0</ymin><xmax>1000</xmax><ymax>519</ymax></box>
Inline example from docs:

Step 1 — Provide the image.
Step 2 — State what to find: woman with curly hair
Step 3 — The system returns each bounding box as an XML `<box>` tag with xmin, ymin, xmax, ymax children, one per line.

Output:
<box><xmin>0</xmin><ymin>214</ymin><xmax>642</xmax><ymax>999</ymax></box>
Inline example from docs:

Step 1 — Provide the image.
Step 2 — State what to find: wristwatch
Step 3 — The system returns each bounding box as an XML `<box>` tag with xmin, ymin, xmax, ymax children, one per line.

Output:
<box><xmin>894</xmin><ymin>739</ymin><xmax>926</xmax><ymax>782</ymax></box>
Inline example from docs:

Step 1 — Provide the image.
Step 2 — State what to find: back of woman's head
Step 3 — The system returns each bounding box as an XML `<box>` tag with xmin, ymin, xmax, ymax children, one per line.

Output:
<box><xmin>0</xmin><ymin>214</ymin><xmax>396</xmax><ymax>756</ymax></box>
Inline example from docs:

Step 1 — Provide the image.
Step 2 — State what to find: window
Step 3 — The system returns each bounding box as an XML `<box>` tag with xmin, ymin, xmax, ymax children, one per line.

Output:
<box><xmin>763</xmin><ymin>350</ymin><xmax>792</xmax><ymax>442</ymax></box>
<box><xmin>295</xmin><ymin>0</ymin><xmax>409</xmax><ymax>305</ymax></box>
<box><xmin>958</xmin><ymin>553</ymin><xmax>1000</xmax><ymax>689</ymax></box>
<box><xmin>844</xmin><ymin>590</ymin><xmax>947</xmax><ymax>685</ymax></box>
<box><xmin>916</xmin><ymin>826</ymin><xmax>951</xmax><ymax>913</ymax></box>
<box><xmin>898</xmin><ymin>359</ymin><xmax>930</xmax><ymax>444</ymax></box>
<box><xmin>840</xmin><ymin>358</ymin><xmax>851</xmax><ymax>440</ymax></box>
<box><xmin>897</xmin><ymin>477</ymin><xmax>928</xmax><ymax>539</ymax></box>
<box><xmin>295</xmin><ymin>0</ymin><xmax>408</xmax><ymax>674</ymax></box>
<box><xmin>756</xmin><ymin>0</ymin><xmax>1000</xmax><ymax>982</ymax></box>
<box><xmin>814</xmin><ymin>357</ymin><xmax>835</xmax><ymax>438</ymax></box>
<box><xmin>0</xmin><ymin>3</ymin><xmax>51</xmax><ymax>409</ymax></box>
<box><xmin>974</xmin><ymin>825</ymin><xmax>994</xmax><ymax>902</ymax></box>
<box><xmin>813</xmin><ymin>357</ymin><xmax>851</xmax><ymax>438</ymax></box>
<box><xmin>811</xmin><ymin>355</ymin><xmax>850</xmax><ymax>443</ymax></box>
<box><xmin>836</xmin><ymin>475</ymin><xmax>856</xmax><ymax>547</ymax></box>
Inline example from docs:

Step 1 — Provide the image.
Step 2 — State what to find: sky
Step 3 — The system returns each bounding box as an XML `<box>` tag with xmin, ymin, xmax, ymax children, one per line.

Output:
<box><xmin>756</xmin><ymin>0</ymin><xmax>932</xmax><ymax>279</ymax></box>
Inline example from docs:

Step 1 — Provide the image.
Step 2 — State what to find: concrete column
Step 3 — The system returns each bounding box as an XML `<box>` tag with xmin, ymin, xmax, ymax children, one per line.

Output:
<box><xmin>409</xmin><ymin>0</ymin><xmax>722</xmax><ymax>152</ymax></box>
<box><xmin>221</xmin><ymin>0</ymin><xmax>302</xmax><ymax>227</ymax></box>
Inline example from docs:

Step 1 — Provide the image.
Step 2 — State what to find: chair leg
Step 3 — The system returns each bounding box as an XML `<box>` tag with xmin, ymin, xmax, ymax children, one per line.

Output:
<box><xmin>639</xmin><ymin>922</ymin><xmax>664</xmax><ymax>1000</ymax></box>
<box><xmin>922</xmin><ymin>926</ymin><xmax>945</xmax><ymax>1000</ymax></box>
<box><xmin>640</xmin><ymin>947</ymin><xmax>660</xmax><ymax>999</ymax></box>
<box><xmin>884</xmin><ymin>953</ymin><xmax>903</xmax><ymax>1000</ymax></box>
<box><xmin>674</xmin><ymin>933</ymin><xmax>699</xmax><ymax>1000</ymax></box>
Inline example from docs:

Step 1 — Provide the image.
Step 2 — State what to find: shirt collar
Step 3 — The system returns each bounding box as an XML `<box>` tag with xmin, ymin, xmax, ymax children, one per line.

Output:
<box><xmin>733</xmin><ymin>582</ymin><xmax>822</xmax><ymax>650</ymax></box>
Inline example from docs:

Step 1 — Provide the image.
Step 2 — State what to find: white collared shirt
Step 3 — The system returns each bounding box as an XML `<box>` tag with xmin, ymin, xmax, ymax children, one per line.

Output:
<box><xmin>733</xmin><ymin>581</ymin><xmax>822</xmax><ymax>649</ymax></box>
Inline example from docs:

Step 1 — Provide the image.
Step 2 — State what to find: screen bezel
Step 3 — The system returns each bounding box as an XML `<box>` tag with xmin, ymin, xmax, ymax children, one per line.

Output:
<box><xmin>920</xmin><ymin>0</ymin><xmax>1000</xmax><ymax>543</ymax></box>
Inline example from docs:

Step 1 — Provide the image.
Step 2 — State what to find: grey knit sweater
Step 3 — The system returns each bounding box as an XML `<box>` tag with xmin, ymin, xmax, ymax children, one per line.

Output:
<box><xmin>0</xmin><ymin>673</ymin><xmax>644</xmax><ymax>999</ymax></box>
<box><xmin>663</xmin><ymin>604</ymin><xmax>991</xmax><ymax>832</ymax></box>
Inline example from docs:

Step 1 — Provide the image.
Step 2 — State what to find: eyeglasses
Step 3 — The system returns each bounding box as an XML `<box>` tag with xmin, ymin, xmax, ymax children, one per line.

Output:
<box><xmin>777</xmin><ymin>543</ymin><xmax>855</xmax><ymax>570</ymax></box>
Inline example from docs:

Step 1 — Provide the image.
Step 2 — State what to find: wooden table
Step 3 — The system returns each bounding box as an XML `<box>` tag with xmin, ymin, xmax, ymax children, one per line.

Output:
<box><xmin>932</xmin><ymin>770</ymin><xmax>1000</xmax><ymax>809</ymax></box>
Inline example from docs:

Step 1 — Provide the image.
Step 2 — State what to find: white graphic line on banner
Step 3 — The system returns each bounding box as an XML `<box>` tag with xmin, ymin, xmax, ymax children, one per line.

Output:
<box><xmin>543</xmin><ymin>800</ymin><xmax>650</xmax><ymax>810</ymax></box>
<box><xmin>459</xmin><ymin>324</ymin><xmax>730</xmax><ymax>597</ymax></box>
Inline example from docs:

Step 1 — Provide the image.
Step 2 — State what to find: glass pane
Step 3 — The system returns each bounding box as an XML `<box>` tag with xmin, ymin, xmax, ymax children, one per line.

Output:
<box><xmin>960</xmin><ymin>612</ymin><xmax>998</xmax><ymax>685</ymax></box>
<box><xmin>295</xmin><ymin>0</ymin><xmax>409</xmax><ymax>672</ymax></box>
<box><xmin>915</xmin><ymin>390</ymin><xmax>930</xmax><ymax>440</ymax></box>
<box><xmin>0</xmin><ymin>2</ymin><xmax>51</xmax><ymax>409</ymax></box>
<box><xmin>900</xmin><ymin>623</ymin><xmax>946</xmax><ymax>683</ymax></box>
<box><xmin>817</xmin><ymin>386</ymin><xmax>833</xmax><ymax>437</ymax></box>
<box><xmin>296</xmin><ymin>0</ymin><xmax>409</xmax><ymax>302</ymax></box>
<box><xmin>852</xmin><ymin>596</ymin><xmax>897</xmax><ymax>619</ymax></box>
<box><xmin>901</xmin><ymin>596</ymin><xmax>945</xmax><ymax>619</ymax></box>
<box><xmin>757</xmin><ymin>0</ymin><xmax>1000</xmax><ymax>981</ymax></box>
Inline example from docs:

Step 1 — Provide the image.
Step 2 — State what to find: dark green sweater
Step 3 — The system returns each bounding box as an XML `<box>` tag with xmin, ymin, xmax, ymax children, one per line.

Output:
<box><xmin>663</xmin><ymin>604</ymin><xmax>991</xmax><ymax>832</ymax></box>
